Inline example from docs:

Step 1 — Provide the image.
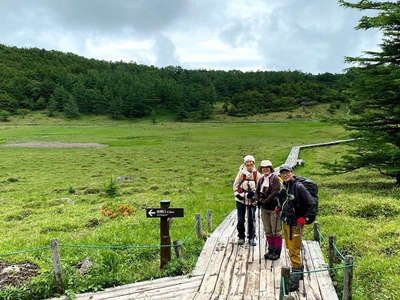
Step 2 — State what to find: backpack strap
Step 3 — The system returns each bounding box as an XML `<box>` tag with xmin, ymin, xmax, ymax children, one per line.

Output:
<box><xmin>252</xmin><ymin>171</ymin><xmax>257</xmax><ymax>182</ymax></box>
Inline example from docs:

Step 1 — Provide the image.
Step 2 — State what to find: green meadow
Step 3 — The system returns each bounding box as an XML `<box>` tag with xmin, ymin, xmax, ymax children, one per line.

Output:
<box><xmin>0</xmin><ymin>114</ymin><xmax>398</xmax><ymax>299</ymax></box>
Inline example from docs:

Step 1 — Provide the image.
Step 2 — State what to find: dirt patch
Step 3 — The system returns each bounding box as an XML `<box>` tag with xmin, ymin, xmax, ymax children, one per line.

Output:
<box><xmin>0</xmin><ymin>262</ymin><xmax>39</xmax><ymax>289</ymax></box>
<box><xmin>4</xmin><ymin>142</ymin><xmax>108</xmax><ymax>148</ymax></box>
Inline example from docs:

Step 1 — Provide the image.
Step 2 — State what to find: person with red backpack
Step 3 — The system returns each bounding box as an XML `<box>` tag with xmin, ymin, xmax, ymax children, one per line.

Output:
<box><xmin>279</xmin><ymin>165</ymin><xmax>318</xmax><ymax>292</ymax></box>
<box><xmin>256</xmin><ymin>160</ymin><xmax>282</xmax><ymax>260</ymax></box>
<box><xmin>233</xmin><ymin>155</ymin><xmax>261</xmax><ymax>246</ymax></box>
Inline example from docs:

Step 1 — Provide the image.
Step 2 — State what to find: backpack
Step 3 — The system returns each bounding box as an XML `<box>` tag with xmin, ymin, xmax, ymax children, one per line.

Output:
<box><xmin>295</xmin><ymin>176</ymin><xmax>318</xmax><ymax>224</ymax></box>
<box><xmin>237</xmin><ymin>170</ymin><xmax>258</xmax><ymax>193</ymax></box>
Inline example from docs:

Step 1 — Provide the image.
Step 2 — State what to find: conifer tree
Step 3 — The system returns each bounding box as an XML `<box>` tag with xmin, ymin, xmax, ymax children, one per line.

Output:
<box><xmin>331</xmin><ymin>1</ymin><xmax>400</xmax><ymax>184</ymax></box>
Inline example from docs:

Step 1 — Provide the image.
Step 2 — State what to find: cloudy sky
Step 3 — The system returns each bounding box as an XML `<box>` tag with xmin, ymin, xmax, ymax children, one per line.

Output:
<box><xmin>0</xmin><ymin>0</ymin><xmax>382</xmax><ymax>73</ymax></box>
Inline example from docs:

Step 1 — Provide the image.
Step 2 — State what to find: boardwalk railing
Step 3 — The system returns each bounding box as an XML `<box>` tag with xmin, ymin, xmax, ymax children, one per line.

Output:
<box><xmin>0</xmin><ymin>210</ymin><xmax>211</xmax><ymax>294</ymax></box>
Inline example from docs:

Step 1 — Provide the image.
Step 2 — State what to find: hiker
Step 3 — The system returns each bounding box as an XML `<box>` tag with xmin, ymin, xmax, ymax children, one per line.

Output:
<box><xmin>233</xmin><ymin>155</ymin><xmax>261</xmax><ymax>246</ymax></box>
<box><xmin>279</xmin><ymin>165</ymin><xmax>317</xmax><ymax>292</ymax></box>
<box><xmin>256</xmin><ymin>160</ymin><xmax>282</xmax><ymax>260</ymax></box>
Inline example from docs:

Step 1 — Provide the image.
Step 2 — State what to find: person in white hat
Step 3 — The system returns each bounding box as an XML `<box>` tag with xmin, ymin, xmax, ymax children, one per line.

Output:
<box><xmin>233</xmin><ymin>155</ymin><xmax>261</xmax><ymax>246</ymax></box>
<box><xmin>256</xmin><ymin>160</ymin><xmax>283</xmax><ymax>260</ymax></box>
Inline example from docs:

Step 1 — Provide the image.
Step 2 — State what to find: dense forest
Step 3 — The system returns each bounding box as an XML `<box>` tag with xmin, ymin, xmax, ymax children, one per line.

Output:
<box><xmin>0</xmin><ymin>44</ymin><xmax>351</xmax><ymax>121</ymax></box>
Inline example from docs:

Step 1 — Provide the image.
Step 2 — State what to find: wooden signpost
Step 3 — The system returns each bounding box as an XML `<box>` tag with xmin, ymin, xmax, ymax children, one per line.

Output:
<box><xmin>146</xmin><ymin>200</ymin><xmax>184</xmax><ymax>269</ymax></box>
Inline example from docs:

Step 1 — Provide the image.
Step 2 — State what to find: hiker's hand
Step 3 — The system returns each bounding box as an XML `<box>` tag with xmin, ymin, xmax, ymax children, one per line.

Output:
<box><xmin>236</xmin><ymin>194</ymin><xmax>244</xmax><ymax>200</ymax></box>
<box><xmin>273</xmin><ymin>208</ymin><xmax>281</xmax><ymax>214</ymax></box>
<box><xmin>247</xmin><ymin>191</ymin><xmax>255</xmax><ymax>199</ymax></box>
<box><xmin>297</xmin><ymin>217</ymin><xmax>305</xmax><ymax>227</ymax></box>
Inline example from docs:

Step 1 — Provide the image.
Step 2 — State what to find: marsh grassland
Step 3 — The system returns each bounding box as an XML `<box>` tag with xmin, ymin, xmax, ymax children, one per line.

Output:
<box><xmin>0</xmin><ymin>116</ymin><xmax>397</xmax><ymax>299</ymax></box>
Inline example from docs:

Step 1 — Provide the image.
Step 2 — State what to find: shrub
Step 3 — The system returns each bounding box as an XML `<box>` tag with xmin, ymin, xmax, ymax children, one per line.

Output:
<box><xmin>0</xmin><ymin>110</ymin><xmax>11</xmax><ymax>122</ymax></box>
<box><xmin>104</xmin><ymin>178</ymin><xmax>119</xmax><ymax>197</ymax></box>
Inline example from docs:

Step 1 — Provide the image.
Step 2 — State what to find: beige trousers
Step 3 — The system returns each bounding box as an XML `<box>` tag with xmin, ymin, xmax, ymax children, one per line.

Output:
<box><xmin>261</xmin><ymin>209</ymin><xmax>282</xmax><ymax>237</ymax></box>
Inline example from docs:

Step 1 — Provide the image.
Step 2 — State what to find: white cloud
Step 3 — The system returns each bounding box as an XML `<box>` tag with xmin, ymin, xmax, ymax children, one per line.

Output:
<box><xmin>0</xmin><ymin>0</ymin><xmax>382</xmax><ymax>73</ymax></box>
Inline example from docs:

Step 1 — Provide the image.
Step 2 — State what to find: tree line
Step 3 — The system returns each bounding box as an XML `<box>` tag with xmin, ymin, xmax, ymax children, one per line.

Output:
<box><xmin>0</xmin><ymin>44</ymin><xmax>351</xmax><ymax>121</ymax></box>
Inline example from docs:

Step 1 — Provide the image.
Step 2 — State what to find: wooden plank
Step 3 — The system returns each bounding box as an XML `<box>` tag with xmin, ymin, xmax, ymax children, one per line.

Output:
<box><xmin>307</xmin><ymin>241</ymin><xmax>338</xmax><ymax>300</ymax></box>
<box><xmin>192</xmin><ymin>210</ymin><xmax>236</xmax><ymax>276</ymax></box>
<box><xmin>119</xmin><ymin>279</ymin><xmax>201</xmax><ymax>299</ymax></box>
<box><xmin>195</xmin><ymin>237</ymin><xmax>231</xmax><ymax>297</ymax></box>
<box><xmin>243</xmin><ymin>209</ymin><xmax>261</xmax><ymax>297</ymax></box>
<box><xmin>265</xmin><ymin>256</ymin><xmax>275</xmax><ymax>299</ymax></box>
<box><xmin>273</xmin><ymin>256</ymin><xmax>283</xmax><ymax>300</ymax></box>
<box><xmin>259</xmin><ymin>220</ymin><xmax>268</xmax><ymax>298</ymax></box>
<box><xmin>76</xmin><ymin>276</ymin><xmax>192</xmax><ymax>299</ymax></box>
<box><xmin>77</xmin><ymin>277</ymin><xmax>202</xmax><ymax>300</ymax></box>
<box><xmin>228</xmin><ymin>221</ymin><xmax>251</xmax><ymax>297</ymax></box>
<box><xmin>211</xmin><ymin>237</ymin><xmax>238</xmax><ymax>298</ymax></box>
<box><xmin>195</xmin><ymin>210</ymin><xmax>238</xmax><ymax>298</ymax></box>
<box><xmin>299</xmin><ymin>139</ymin><xmax>357</xmax><ymax>149</ymax></box>
<box><xmin>301</xmin><ymin>241</ymin><xmax>323</xmax><ymax>300</ymax></box>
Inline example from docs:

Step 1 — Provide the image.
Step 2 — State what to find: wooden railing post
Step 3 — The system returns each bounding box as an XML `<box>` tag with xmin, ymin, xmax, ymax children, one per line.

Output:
<box><xmin>206</xmin><ymin>209</ymin><xmax>212</xmax><ymax>232</ymax></box>
<box><xmin>195</xmin><ymin>213</ymin><xmax>202</xmax><ymax>239</ymax></box>
<box><xmin>343</xmin><ymin>255</ymin><xmax>354</xmax><ymax>300</ymax></box>
<box><xmin>328</xmin><ymin>235</ymin><xmax>337</xmax><ymax>277</ymax></box>
<box><xmin>328</xmin><ymin>236</ymin><xmax>337</xmax><ymax>266</ymax></box>
<box><xmin>280</xmin><ymin>266</ymin><xmax>291</xmax><ymax>300</ymax></box>
<box><xmin>173</xmin><ymin>240</ymin><xmax>183</xmax><ymax>260</ymax></box>
<box><xmin>313</xmin><ymin>222</ymin><xmax>320</xmax><ymax>244</ymax></box>
<box><xmin>50</xmin><ymin>239</ymin><xmax>64</xmax><ymax>294</ymax></box>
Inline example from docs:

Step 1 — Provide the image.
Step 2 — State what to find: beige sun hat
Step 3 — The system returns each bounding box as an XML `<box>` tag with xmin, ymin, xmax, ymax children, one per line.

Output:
<box><xmin>258</xmin><ymin>160</ymin><xmax>274</xmax><ymax>172</ymax></box>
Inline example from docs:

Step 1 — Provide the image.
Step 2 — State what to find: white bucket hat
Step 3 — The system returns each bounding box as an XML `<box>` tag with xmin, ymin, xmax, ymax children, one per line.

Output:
<box><xmin>258</xmin><ymin>160</ymin><xmax>273</xmax><ymax>172</ymax></box>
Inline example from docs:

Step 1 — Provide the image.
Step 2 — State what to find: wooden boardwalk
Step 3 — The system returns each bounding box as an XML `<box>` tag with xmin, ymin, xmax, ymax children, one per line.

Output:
<box><xmin>55</xmin><ymin>210</ymin><xmax>338</xmax><ymax>300</ymax></box>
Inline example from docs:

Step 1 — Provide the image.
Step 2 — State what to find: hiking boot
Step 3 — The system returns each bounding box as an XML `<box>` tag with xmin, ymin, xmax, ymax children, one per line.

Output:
<box><xmin>238</xmin><ymin>238</ymin><xmax>245</xmax><ymax>245</ymax></box>
<box><xmin>264</xmin><ymin>246</ymin><xmax>274</xmax><ymax>260</ymax></box>
<box><xmin>270</xmin><ymin>247</ymin><xmax>281</xmax><ymax>261</ymax></box>
<box><xmin>249</xmin><ymin>238</ymin><xmax>257</xmax><ymax>246</ymax></box>
<box><xmin>289</xmin><ymin>268</ymin><xmax>302</xmax><ymax>292</ymax></box>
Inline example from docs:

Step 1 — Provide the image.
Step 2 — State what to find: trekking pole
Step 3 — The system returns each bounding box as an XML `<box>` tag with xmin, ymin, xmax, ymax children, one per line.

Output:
<box><xmin>299</xmin><ymin>225</ymin><xmax>306</xmax><ymax>297</ymax></box>
<box><xmin>258</xmin><ymin>206</ymin><xmax>261</xmax><ymax>245</ymax></box>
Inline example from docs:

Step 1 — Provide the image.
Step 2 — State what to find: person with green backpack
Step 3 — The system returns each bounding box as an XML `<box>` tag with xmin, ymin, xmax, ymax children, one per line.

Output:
<box><xmin>278</xmin><ymin>165</ymin><xmax>318</xmax><ymax>292</ymax></box>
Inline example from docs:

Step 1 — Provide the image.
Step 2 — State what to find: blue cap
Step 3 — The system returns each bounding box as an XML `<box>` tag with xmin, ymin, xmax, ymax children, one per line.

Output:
<box><xmin>279</xmin><ymin>165</ymin><xmax>293</xmax><ymax>173</ymax></box>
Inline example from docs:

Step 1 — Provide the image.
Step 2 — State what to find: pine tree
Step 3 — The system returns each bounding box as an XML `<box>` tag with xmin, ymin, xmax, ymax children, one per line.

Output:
<box><xmin>47</xmin><ymin>96</ymin><xmax>58</xmax><ymax>117</ymax></box>
<box><xmin>63</xmin><ymin>96</ymin><xmax>80</xmax><ymax>119</ymax></box>
<box><xmin>330</xmin><ymin>1</ymin><xmax>400</xmax><ymax>184</ymax></box>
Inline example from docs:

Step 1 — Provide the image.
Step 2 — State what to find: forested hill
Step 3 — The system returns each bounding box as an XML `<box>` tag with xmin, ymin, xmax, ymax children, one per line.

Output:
<box><xmin>0</xmin><ymin>44</ymin><xmax>351</xmax><ymax>120</ymax></box>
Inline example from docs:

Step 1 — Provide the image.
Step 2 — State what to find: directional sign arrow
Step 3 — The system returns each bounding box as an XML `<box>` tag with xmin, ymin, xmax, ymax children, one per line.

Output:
<box><xmin>146</xmin><ymin>208</ymin><xmax>184</xmax><ymax>218</ymax></box>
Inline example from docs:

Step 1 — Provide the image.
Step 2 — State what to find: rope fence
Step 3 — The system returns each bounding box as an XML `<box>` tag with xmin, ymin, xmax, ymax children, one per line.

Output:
<box><xmin>0</xmin><ymin>213</ymin><xmax>205</xmax><ymax>258</ymax></box>
<box><xmin>0</xmin><ymin>246</ymin><xmax>51</xmax><ymax>258</ymax></box>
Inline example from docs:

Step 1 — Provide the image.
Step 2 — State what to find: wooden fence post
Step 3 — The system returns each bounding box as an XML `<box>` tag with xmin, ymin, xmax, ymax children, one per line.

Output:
<box><xmin>206</xmin><ymin>209</ymin><xmax>212</xmax><ymax>232</ymax></box>
<box><xmin>343</xmin><ymin>255</ymin><xmax>353</xmax><ymax>300</ymax></box>
<box><xmin>173</xmin><ymin>240</ymin><xmax>183</xmax><ymax>260</ymax></box>
<box><xmin>328</xmin><ymin>236</ymin><xmax>337</xmax><ymax>266</ymax></box>
<box><xmin>195</xmin><ymin>213</ymin><xmax>202</xmax><ymax>239</ymax></box>
<box><xmin>50</xmin><ymin>239</ymin><xmax>64</xmax><ymax>294</ymax></box>
<box><xmin>313</xmin><ymin>222</ymin><xmax>320</xmax><ymax>244</ymax></box>
<box><xmin>280</xmin><ymin>266</ymin><xmax>291</xmax><ymax>300</ymax></box>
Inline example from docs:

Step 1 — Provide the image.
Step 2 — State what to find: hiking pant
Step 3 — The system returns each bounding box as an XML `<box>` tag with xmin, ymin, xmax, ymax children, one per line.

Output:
<box><xmin>261</xmin><ymin>209</ymin><xmax>282</xmax><ymax>237</ymax></box>
<box><xmin>283</xmin><ymin>223</ymin><xmax>302</xmax><ymax>268</ymax></box>
<box><xmin>236</xmin><ymin>201</ymin><xmax>256</xmax><ymax>240</ymax></box>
